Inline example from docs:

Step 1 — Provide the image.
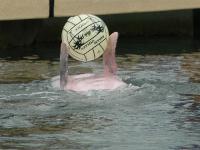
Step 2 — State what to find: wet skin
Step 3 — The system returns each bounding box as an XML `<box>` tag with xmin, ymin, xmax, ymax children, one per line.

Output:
<box><xmin>53</xmin><ymin>32</ymin><xmax>126</xmax><ymax>92</ymax></box>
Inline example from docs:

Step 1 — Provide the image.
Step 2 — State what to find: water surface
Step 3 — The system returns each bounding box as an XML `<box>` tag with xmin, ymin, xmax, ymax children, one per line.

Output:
<box><xmin>0</xmin><ymin>39</ymin><xmax>200</xmax><ymax>150</ymax></box>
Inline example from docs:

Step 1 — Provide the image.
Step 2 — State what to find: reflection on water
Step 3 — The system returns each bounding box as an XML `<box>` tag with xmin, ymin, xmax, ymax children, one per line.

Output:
<box><xmin>0</xmin><ymin>59</ymin><xmax>59</xmax><ymax>83</ymax></box>
<box><xmin>0</xmin><ymin>39</ymin><xmax>200</xmax><ymax>149</ymax></box>
<box><xmin>182</xmin><ymin>52</ymin><xmax>200</xmax><ymax>83</ymax></box>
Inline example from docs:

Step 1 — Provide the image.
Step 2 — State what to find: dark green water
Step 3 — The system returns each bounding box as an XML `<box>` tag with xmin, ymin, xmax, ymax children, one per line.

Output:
<box><xmin>0</xmin><ymin>39</ymin><xmax>200</xmax><ymax>150</ymax></box>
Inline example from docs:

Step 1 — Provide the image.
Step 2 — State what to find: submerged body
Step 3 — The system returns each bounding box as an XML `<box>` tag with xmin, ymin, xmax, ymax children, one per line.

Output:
<box><xmin>52</xmin><ymin>73</ymin><xmax>126</xmax><ymax>92</ymax></box>
<box><xmin>52</xmin><ymin>32</ymin><xmax>126</xmax><ymax>92</ymax></box>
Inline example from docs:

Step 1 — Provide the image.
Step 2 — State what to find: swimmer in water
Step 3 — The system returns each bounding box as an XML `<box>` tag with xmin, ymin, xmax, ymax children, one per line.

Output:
<box><xmin>52</xmin><ymin>32</ymin><xmax>126</xmax><ymax>92</ymax></box>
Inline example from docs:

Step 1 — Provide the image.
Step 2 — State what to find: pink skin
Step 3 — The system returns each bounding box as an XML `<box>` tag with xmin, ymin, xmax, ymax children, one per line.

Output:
<box><xmin>56</xmin><ymin>32</ymin><xmax>126</xmax><ymax>92</ymax></box>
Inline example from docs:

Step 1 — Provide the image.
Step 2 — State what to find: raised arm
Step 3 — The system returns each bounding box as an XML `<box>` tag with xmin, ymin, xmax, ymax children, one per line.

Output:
<box><xmin>103</xmin><ymin>32</ymin><xmax>118</xmax><ymax>76</ymax></box>
<box><xmin>60</xmin><ymin>42</ymin><xmax>68</xmax><ymax>90</ymax></box>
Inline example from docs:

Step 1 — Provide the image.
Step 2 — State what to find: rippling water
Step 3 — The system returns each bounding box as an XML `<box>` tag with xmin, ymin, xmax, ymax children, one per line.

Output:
<box><xmin>0</xmin><ymin>40</ymin><xmax>200</xmax><ymax>150</ymax></box>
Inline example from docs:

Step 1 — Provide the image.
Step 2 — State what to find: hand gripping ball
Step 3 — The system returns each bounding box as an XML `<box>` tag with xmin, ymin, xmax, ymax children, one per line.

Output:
<box><xmin>62</xmin><ymin>14</ymin><xmax>109</xmax><ymax>62</ymax></box>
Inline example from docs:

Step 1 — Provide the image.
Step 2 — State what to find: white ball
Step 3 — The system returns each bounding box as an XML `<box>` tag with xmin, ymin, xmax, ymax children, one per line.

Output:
<box><xmin>62</xmin><ymin>14</ymin><xmax>109</xmax><ymax>62</ymax></box>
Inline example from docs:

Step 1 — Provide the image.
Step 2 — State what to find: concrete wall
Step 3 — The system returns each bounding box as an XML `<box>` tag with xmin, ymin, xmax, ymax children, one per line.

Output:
<box><xmin>0</xmin><ymin>0</ymin><xmax>49</xmax><ymax>20</ymax></box>
<box><xmin>0</xmin><ymin>0</ymin><xmax>200</xmax><ymax>20</ymax></box>
<box><xmin>55</xmin><ymin>0</ymin><xmax>200</xmax><ymax>16</ymax></box>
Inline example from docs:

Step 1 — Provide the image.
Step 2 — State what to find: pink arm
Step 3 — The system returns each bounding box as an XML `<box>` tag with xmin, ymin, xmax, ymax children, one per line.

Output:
<box><xmin>60</xmin><ymin>42</ymin><xmax>68</xmax><ymax>90</ymax></box>
<box><xmin>103</xmin><ymin>32</ymin><xmax>118</xmax><ymax>76</ymax></box>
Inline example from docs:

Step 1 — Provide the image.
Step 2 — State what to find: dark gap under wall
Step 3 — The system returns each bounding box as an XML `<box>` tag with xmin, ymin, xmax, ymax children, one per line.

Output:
<box><xmin>100</xmin><ymin>10</ymin><xmax>193</xmax><ymax>37</ymax></box>
<box><xmin>0</xmin><ymin>9</ymin><xmax>194</xmax><ymax>49</ymax></box>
